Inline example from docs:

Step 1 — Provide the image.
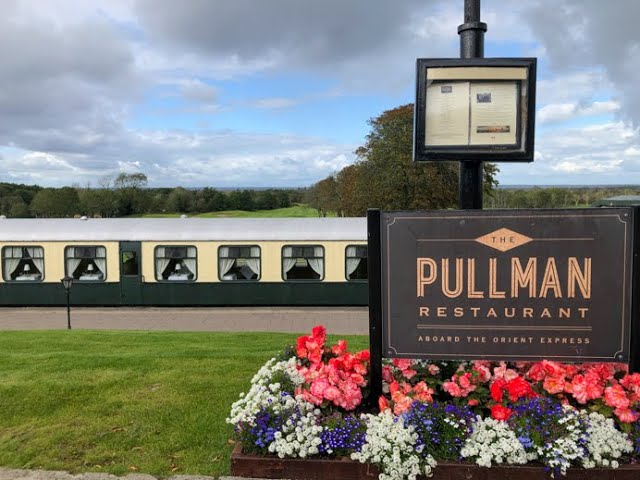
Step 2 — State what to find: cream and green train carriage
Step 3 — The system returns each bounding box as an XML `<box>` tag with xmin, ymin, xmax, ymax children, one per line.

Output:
<box><xmin>0</xmin><ymin>217</ymin><xmax>368</xmax><ymax>306</ymax></box>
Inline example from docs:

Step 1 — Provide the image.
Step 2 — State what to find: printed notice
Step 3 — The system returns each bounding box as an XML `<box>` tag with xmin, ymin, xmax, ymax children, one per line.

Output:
<box><xmin>425</xmin><ymin>82</ymin><xmax>469</xmax><ymax>146</ymax></box>
<box><xmin>424</xmin><ymin>80</ymin><xmax>519</xmax><ymax>147</ymax></box>
<box><xmin>470</xmin><ymin>82</ymin><xmax>518</xmax><ymax>146</ymax></box>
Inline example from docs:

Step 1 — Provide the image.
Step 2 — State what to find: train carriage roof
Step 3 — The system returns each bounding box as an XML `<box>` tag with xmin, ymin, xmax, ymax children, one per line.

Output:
<box><xmin>0</xmin><ymin>218</ymin><xmax>367</xmax><ymax>242</ymax></box>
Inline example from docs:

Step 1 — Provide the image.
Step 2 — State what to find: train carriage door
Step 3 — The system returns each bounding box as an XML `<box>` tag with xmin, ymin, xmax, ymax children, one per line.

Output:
<box><xmin>120</xmin><ymin>241</ymin><xmax>143</xmax><ymax>305</ymax></box>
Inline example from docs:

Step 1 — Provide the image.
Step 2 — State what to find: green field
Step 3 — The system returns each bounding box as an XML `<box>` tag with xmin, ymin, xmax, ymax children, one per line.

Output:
<box><xmin>141</xmin><ymin>204</ymin><xmax>333</xmax><ymax>218</ymax></box>
<box><xmin>0</xmin><ymin>330</ymin><xmax>367</xmax><ymax>477</ymax></box>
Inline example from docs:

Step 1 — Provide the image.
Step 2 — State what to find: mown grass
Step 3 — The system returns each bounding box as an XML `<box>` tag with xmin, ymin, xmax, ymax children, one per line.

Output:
<box><xmin>141</xmin><ymin>205</ymin><xmax>333</xmax><ymax>218</ymax></box>
<box><xmin>0</xmin><ymin>330</ymin><xmax>367</xmax><ymax>477</ymax></box>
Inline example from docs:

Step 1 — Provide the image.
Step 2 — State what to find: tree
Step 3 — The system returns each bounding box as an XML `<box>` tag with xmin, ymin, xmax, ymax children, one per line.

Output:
<box><xmin>113</xmin><ymin>172</ymin><xmax>148</xmax><ymax>189</ymax></box>
<box><xmin>166</xmin><ymin>187</ymin><xmax>194</xmax><ymax>213</ymax></box>
<box><xmin>30</xmin><ymin>188</ymin><xmax>80</xmax><ymax>217</ymax></box>
<box><xmin>112</xmin><ymin>172</ymin><xmax>150</xmax><ymax>216</ymax></box>
<box><xmin>227</xmin><ymin>190</ymin><xmax>255</xmax><ymax>211</ymax></box>
<box><xmin>353</xmin><ymin>104</ymin><xmax>497</xmax><ymax>213</ymax></box>
<box><xmin>79</xmin><ymin>189</ymin><xmax>119</xmax><ymax>217</ymax></box>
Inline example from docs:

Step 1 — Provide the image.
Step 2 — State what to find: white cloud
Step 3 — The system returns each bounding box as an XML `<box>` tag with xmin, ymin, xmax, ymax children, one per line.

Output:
<box><xmin>499</xmin><ymin>121</ymin><xmax>640</xmax><ymax>184</ymax></box>
<box><xmin>538</xmin><ymin>100</ymin><xmax>619</xmax><ymax>124</ymax></box>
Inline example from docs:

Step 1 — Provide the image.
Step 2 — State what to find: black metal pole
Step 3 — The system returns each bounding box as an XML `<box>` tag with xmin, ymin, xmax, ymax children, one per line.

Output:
<box><xmin>458</xmin><ymin>0</ymin><xmax>486</xmax><ymax>210</ymax></box>
<box><xmin>66</xmin><ymin>289</ymin><xmax>71</xmax><ymax>330</ymax></box>
<box><xmin>367</xmin><ymin>209</ymin><xmax>383</xmax><ymax>409</ymax></box>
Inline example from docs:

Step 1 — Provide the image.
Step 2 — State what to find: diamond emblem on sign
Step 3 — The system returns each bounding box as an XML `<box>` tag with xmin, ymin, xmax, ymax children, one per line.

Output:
<box><xmin>475</xmin><ymin>228</ymin><xmax>532</xmax><ymax>252</ymax></box>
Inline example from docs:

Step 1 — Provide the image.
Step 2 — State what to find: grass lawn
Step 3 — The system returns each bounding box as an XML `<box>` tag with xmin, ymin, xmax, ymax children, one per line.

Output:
<box><xmin>140</xmin><ymin>205</ymin><xmax>333</xmax><ymax>218</ymax></box>
<box><xmin>0</xmin><ymin>330</ymin><xmax>368</xmax><ymax>477</ymax></box>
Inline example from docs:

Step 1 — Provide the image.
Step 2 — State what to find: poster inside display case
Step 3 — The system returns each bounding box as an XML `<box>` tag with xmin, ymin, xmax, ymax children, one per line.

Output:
<box><xmin>414</xmin><ymin>58</ymin><xmax>536</xmax><ymax>162</ymax></box>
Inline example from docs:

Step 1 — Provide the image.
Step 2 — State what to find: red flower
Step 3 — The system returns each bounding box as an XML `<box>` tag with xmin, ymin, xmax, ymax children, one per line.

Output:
<box><xmin>311</xmin><ymin>325</ymin><xmax>326</xmax><ymax>343</ymax></box>
<box><xmin>331</xmin><ymin>339</ymin><xmax>347</xmax><ymax>356</ymax></box>
<box><xmin>526</xmin><ymin>362</ymin><xmax>547</xmax><ymax>381</ymax></box>
<box><xmin>504</xmin><ymin>376</ymin><xmax>535</xmax><ymax>402</ymax></box>
<box><xmin>490</xmin><ymin>405</ymin><xmax>513</xmax><ymax>421</ymax></box>
<box><xmin>490</xmin><ymin>378</ymin><xmax>507</xmax><ymax>403</ymax></box>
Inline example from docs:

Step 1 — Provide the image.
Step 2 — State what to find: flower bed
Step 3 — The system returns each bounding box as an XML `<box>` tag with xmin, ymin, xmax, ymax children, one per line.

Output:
<box><xmin>227</xmin><ymin>326</ymin><xmax>640</xmax><ymax>480</ymax></box>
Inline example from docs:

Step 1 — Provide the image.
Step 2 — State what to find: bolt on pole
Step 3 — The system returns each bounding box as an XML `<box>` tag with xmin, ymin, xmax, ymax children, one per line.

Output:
<box><xmin>458</xmin><ymin>0</ymin><xmax>487</xmax><ymax>210</ymax></box>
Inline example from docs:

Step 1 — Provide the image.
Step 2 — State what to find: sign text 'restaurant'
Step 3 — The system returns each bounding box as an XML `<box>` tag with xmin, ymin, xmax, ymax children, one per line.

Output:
<box><xmin>380</xmin><ymin>209</ymin><xmax>633</xmax><ymax>362</ymax></box>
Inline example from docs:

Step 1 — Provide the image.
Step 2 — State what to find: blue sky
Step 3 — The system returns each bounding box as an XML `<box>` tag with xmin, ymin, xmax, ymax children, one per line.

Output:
<box><xmin>0</xmin><ymin>0</ymin><xmax>638</xmax><ymax>188</ymax></box>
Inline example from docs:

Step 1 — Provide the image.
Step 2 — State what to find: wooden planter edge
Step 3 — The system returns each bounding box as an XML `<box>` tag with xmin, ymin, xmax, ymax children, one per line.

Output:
<box><xmin>231</xmin><ymin>444</ymin><xmax>640</xmax><ymax>480</ymax></box>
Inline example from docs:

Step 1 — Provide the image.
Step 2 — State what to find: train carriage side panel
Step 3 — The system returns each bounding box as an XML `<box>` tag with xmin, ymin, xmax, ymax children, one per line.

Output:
<box><xmin>138</xmin><ymin>239</ymin><xmax>367</xmax><ymax>306</ymax></box>
<box><xmin>0</xmin><ymin>241</ymin><xmax>121</xmax><ymax>306</ymax></box>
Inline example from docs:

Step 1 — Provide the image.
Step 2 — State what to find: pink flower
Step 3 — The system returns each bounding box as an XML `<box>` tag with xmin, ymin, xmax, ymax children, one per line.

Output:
<box><xmin>413</xmin><ymin>381</ymin><xmax>434</xmax><ymax>403</ymax></box>
<box><xmin>604</xmin><ymin>384</ymin><xmax>630</xmax><ymax>409</ymax></box>
<box><xmin>402</xmin><ymin>368</ymin><xmax>417</xmax><ymax>380</ymax></box>
<box><xmin>570</xmin><ymin>374</ymin><xmax>589</xmax><ymax>404</ymax></box>
<box><xmin>620</xmin><ymin>373</ymin><xmax>640</xmax><ymax>394</ymax></box>
<box><xmin>614</xmin><ymin>407</ymin><xmax>639</xmax><ymax>423</ymax></box>
<box><xmin>310</xmin><ymin>377</ymin><xmax>330</xmax><ymax>400</ymax></box>
<box><xmin>382</xmin><ymin>365</ymin><xmax>394</xmax><ymax>383</ymax></box>
<box><xmin>541</xmin><ymin>360</ymin><xmax>565</xmax><ymax>377</ymax></box>
<box><xmin>427</xmin><ymin>364</ymin><xmax>440</xmax><ymax>375</ymax></box>
<box><xmin>392</xmin><ymin>395</ymin><xmax>413</xmax><ymax>415</ymax></box>
<box><xmin>493</xmin><ymin>362</ymin><xmax>518</xmax><ymax>381</ymax></box>
<box><xmin>472</xmin><ymin>363</ymin><xmax>492</xmax><ymax>383</ymax></box>
<box><xmin>584</xmin><ymin>363</ymin><xmax>615</xmax><ymax>382</ymax></box>
<box><xmin>331</xmin><ymin>339</ymin><xmax>347</xmax><ymax>356</ymax></box>
<box><xmin>443</xmin><ymin>380</ymin><xmax>463</xmax><ymax>397</ymax></box>
<box><xmin>543</xmin><ymin>375</ymin><xmax>565</xmax><ymax>395</ymax></box>
<box><xmin>393</xmin><ymin>358</ymin><xmax>413</xmax><ymax>371</ymax></box>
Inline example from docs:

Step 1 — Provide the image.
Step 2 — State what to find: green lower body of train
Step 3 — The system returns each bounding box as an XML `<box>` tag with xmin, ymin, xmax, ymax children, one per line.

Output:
<box><xmin>0</xmin><ymin>281</ymin><xmax>368</xmax><ymax>307</ymax></box>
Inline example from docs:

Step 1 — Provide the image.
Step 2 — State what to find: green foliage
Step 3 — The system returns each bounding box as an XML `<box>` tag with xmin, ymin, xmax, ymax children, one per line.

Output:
<box><xmin>484</xmin><ymin>186</ymin><xmax>640</xmax><ymax>209</ymax></box>
<box><xmin>30</xmin><ymin>187</ymin><xmax>80</xmax><ymax>217</ymax></box>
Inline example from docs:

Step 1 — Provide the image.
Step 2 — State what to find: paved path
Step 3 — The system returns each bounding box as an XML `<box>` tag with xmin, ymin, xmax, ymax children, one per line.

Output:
<box><xmin>0</xmin><ymin>307</ymin><xmax>369</xmax><ymax>335</ymax></box>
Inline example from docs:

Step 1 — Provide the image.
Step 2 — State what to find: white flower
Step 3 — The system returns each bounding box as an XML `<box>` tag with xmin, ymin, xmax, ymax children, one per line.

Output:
<box><xmin>352</xmin><ymin>410</ymin><xmax>436</xmax><ymax>480</ymax></box>
<box><xmin>227</xmin><ymin>356</ymin><xmax>303</xmax><ymax>427</ymax></box>
<box><xmin>581</xmin><ymin>411</ymin><xmax>632</xmax><ymax>469</ymax></box>
<box><xmin>460</xmin><ymin>417</ymin><xmax>527</xmax><ymax>468</ymax></box>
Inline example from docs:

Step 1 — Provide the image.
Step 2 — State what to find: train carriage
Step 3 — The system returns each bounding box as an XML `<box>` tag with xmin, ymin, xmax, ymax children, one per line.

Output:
<box><xmin>0</xmin><ymin>217</ymin><xmax>368</xmax><ymax>306</ymax></box>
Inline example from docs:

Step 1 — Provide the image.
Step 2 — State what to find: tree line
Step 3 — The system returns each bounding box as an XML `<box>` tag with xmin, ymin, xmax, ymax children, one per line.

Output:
<box><xmin>483</xmin><ymin>186</ymin><xmax>640</xmax><ymax>209</ymax></box>
<box><xmin>0</xmin><ymin>173</ymin><xmax>301</xmax><ymax>218</ymax></box>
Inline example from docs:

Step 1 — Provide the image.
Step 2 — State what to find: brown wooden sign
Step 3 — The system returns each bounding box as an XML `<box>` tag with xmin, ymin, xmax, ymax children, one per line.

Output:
<box><xmin>380</xmin><ymin>208</ymin><xmax>635</xmax><ymax>362</ymax></box>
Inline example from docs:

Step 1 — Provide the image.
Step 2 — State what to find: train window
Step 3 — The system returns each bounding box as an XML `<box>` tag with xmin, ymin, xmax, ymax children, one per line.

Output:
<box><xmin>2</xmin><ymin>246</ymin><xmax>44</xmax><ymax>282</ymax></box>
<box><xmin>65</xmin><ymin>245</ymin><xmax>106</xmax><ymax>281</ymax></box>
<box><xmin>345</xmin><ymin>245</ymin><xmax>368</xmax><ymax>281</ymax></box>
<box><xmin>219</xmin><ymin>245</ymin><xmax>260</xmax><ymax>281</ymax></box>
<box><xmin>155</xmin><ymin>245</ymin><xmax>197</xmax><ymax>281</ymax></box>
<box><xmin>282</xmin><ymin>245</ymin><xmax>324</xmax><ymax>281</ymax></box>
<box><xmin>121</xmin><ymin>251</ymin><xmax>139</xmax><ymax>276</ymax></box>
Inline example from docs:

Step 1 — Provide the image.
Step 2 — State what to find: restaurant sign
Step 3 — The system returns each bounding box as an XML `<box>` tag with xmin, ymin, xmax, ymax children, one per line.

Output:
<box><xmin>380</xmin><ymin>209</ymin><xmax>635</xmax><ymax>362</ymax></box>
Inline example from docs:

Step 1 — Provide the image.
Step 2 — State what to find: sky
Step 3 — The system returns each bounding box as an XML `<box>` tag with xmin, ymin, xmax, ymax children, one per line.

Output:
<box><xmin>1</xmin><ymin>0</ymin><xmax>639</xmax><ymax>188</ymax></box>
